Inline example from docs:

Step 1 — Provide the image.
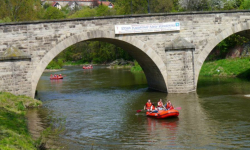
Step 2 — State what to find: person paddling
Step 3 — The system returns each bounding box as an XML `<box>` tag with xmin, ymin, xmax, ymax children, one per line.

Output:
<box><xmin>150</xmin><ymin>103</ymin><xmax>158</xmax><ymax>113</ymax></box>
<box><xmin>166</xmin><ymin>100</ymin><xmax>174</xmax><ymax>110</ymax></box>
<box><xmin>144</xmin><ymin>99</ymin><xmax>152</xmax><ymax>111</ymax></box>
<box><xmin>157</xmin><ymin>99</ymin><xmax>164</xmax><ymax>110</ymax></box>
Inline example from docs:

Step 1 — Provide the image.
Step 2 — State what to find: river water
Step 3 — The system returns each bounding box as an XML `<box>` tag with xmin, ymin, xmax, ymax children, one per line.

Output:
<box><xmin>27</xmin><ymin>66</ymin><xmax>250</xmax><ymax>149</ymax></box>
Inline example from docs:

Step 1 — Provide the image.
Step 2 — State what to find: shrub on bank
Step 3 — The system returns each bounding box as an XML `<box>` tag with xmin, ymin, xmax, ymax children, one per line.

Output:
<box><xmin>131</xmin><ymin>61</ymin><xmax>143</xmax><ymax>72</ymax></box>
<box><xmin>46</xmin><ymin>59</ymin><xmax>64</xmax><ymax>69</ymax></box>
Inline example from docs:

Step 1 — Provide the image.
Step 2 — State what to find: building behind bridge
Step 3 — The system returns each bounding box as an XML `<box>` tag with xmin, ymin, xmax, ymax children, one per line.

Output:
<box><xmin>41</xmin><ymin>0</ymin><xmax>114</xmax><ymax>10</ymax></box>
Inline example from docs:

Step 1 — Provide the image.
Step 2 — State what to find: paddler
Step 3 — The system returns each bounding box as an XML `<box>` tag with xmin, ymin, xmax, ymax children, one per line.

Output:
<box><xmin>157</xmin><ymin>99</ymin><xmax>164</xmax><ymax>110</ymax></box>
<box><xmin>144</xmin><ymin>99</ymin><xmax>152</xmax><ymax>111</ymax></box>
<box><xmin>150</xmin><ymin>103</ymin><xmax>158</xmax><ymax>113</ymax></box>
<box><xmin>166</xmin><ymin>100</ymin><xmax>174</xmax><ymax>110</ymax></box>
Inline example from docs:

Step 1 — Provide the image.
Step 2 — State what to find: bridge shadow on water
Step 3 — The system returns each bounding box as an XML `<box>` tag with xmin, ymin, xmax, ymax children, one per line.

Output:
<box><xmin>197</xmin><ymin>76</ymin><xmax>250</xmax><ymax>97</ymax></box>
<box><xmin>237</xmin><ymin>68</ymin><xmax>250</xmax><ymax>80</ymax></box>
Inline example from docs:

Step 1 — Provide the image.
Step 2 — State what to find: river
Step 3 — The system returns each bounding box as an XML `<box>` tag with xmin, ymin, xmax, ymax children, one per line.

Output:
<box><xmin>27</xmin><ymin>66</ymin><xmax>250</xmax><ymax>149</ymax></box>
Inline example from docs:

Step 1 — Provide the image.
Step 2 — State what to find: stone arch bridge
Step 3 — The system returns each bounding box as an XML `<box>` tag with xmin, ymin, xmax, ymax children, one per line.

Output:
<box><xmin>1</xmin><ymin>10</ymin><xmax>250</xmax><ymax>98</ymax></box>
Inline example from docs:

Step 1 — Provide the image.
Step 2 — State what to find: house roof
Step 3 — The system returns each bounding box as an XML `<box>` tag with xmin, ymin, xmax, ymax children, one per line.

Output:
<box><xmin>52</xmin><ymin>2</ymin><xmax>60</xmax><ymax>6</ymax></box>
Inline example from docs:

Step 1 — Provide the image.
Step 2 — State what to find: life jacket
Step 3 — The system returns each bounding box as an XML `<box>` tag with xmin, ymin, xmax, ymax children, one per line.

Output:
<box><xmin>145</xmin><ymin>102</ymin><xmax>152</xmax><ymax>109</ymax></box>
<box><xmin>158</xmin><ymin>101</ymin><xmax>163</xmax><ymax>107</ymax></box>
<box><xmin>166</xmin><ymin>103</ymin><xmax>174</xmax><ymax>110</ymax></box>
<box><xmin>151</xmin><ymin>105</ymin><xmax>155</xmax><ymax>110</ymax></box>
<box><xmin>166</xmin><ymin>103</ymin><xmax>170</xmax><ymax>109</ymax></box>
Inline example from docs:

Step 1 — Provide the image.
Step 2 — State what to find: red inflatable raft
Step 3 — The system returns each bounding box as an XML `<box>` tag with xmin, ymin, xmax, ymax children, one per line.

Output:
<box><xmin>50</xmin><ymin>76</ymin><xmax>63</xmax><ymax>80</ymax></box>
<box><xmin>146</xmin><ymin>109</ymin><xmax>179</xmax><ymax>119</ymax></box>
<box><xmin>83</xmin><ymin>66</ymin><xmax>93</xmax><ymax>69</ymax></box>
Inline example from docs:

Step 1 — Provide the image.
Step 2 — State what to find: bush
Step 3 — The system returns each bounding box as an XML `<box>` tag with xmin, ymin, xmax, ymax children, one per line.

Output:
<box><xmin>46</xmin><ymin>60</ymin><xmax>63</xmax><ymax>69</ymax></box>
<box><xmin>131</xmin><ymin>61</ymin><xmax>143</xmax><ymax>72</ymax></box>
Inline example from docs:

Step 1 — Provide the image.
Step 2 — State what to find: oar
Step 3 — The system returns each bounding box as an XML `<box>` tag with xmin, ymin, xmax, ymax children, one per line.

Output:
<box><xmin>136</xmin><ymin>109</ymin><xmax>145</xmax><ymax>113</ymax></box>
<box><xmin>175</xmin><ymin>107</ymin><xmax>181</xmax><ymax>110</ymax></box>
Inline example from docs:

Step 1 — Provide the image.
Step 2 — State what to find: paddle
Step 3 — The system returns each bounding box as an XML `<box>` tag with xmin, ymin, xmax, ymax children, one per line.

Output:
<box><xmin>136</xmin><ymin>109</ymin><xmax>145</xmax><ymax>113</ymax></box>
<box><xmin>175</xmin><ymin>107</ymin><xmax>181</xmax><ymax>110</ymax></box>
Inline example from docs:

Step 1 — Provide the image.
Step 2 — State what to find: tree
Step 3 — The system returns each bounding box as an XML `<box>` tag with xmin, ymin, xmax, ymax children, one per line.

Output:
<box><xmin>0</xmin><ymin>0</ymin><xmax>41</xmax><ymax>22</ymax></box>
<box><xmin>96</xmin><ymin>4</ymin><xmax>116</xmax><ymax>16</ymax></box>
<box><xmin>179</xmin><ymin>0</ymin><xmax>210</xmax><ymax>11</ymax></box>
<box><xmin>240</xmin><ymin>0</ymin><xmax>250</xmax><ymax>9</ymax></box>
<box><xmin>44</xmin><ymin>6</ymin><xmax>65</xmax><ymax>20</ymax></box>
<box><xmin>92</xmin><ymin>0</ymin><xmax>99</xmax><ymax>8</ymax></box>
<box><xmin>150</xmin><ymin>0</ymin><xmax>175</xmax><ymax>13</ymax></box>
<box><xmin>68</xmin><ymin>7</ymin><xmax>97</xmax><ymax>18</ymax></box>
<box><xmin>115</xmin><ymin>0</ymin><xmax>148</xmax><ymax>15</ymax></box>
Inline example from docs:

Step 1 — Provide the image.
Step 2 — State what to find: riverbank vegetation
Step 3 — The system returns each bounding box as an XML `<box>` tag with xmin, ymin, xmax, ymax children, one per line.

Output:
<box><xmin>130</xmin><ymin>61</ymin><xmax>143</xmax><ymax>72</ymax></box>
<box><xmin>200</xmin><ymin>33</ymin><xmax>250</xmax><ymax>78</ymax></box>
<box><xmin>200</xmin><ymin>57</ymin><xmax>250</xmax><ymax>79</ymax></box>
<box><xmin>0</xmin><ymin>92</ymin><xmax>42</xmax><ymax>149</ymax></box>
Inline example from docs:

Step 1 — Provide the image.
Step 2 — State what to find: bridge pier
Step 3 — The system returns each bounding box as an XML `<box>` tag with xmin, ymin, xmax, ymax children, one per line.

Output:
<box><xmin>0</xmin><ymin>47</ymin><xmax>32</xmax><ymax>97</ymax></box>
<box><xmin>165</xmin><ymin>37</ymin><xmax>196</xmax><ymax>93</ymax></box>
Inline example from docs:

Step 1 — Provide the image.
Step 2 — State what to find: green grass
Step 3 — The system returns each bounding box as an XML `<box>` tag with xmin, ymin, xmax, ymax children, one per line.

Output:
<box><xmin>0</xmin><ymin>109</ymin><xmax>36</xmax><ymax>150</ymax></box>
<box><xmin>0</xmin><ymin>92</ymin><xmax>42</xmax><ymax>114</ymax></box>
<box><xmin>0</xmin><ymin>92</ymin><xmax>42</xmax><ymax>149</ymax></box>
<box><xmin>200</xmin><ymin>57</ymin><xmax>250</xmax><ymax>78</ymax></box>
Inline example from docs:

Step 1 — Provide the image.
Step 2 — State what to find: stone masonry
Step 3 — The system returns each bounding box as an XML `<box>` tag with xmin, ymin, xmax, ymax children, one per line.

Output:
<box><xmin>1</xmin><ymin>10</ymin><xmax>250</xmax><ymax>98</ymax></box>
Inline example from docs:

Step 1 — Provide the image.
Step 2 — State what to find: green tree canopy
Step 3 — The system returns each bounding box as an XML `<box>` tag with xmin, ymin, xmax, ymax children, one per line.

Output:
<box><xmin>240</xmin><ymin>0</ymin><xmax>250</xmax><ymax>9</ymax></box>
<box><xmin>150</xmin><ymin>0</ymin><xmax>175</xmax><ymax>13</ymax></box>
<box><xmin>115</xmin><ymin>0</ymin><xmax>148</xmax><ymax>15</ymax></box>
<box><xmin>68</xmin><ymin>7</ymin><xmax>97</xmax><ymax>18</ymax></box>
<box><xmin>0</xmin><ymin>0</ymin><xmax>41</xmax><ymax>22</ymax></box>
<box><xmin>96</xmin><ymin>4</ymin><xmax>116</xmax><ymax>16</ymax></box>
<box><xmin>43</xmin><ymin>6</ymin><xmax>66</xmax><ymax>20</ymax></box>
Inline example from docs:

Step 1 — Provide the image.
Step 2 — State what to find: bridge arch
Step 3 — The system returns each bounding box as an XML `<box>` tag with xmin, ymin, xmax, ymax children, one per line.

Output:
<box><xmin>196</xmin><ymin>21</ymin><xmax>250</xmax><ymax>85</ymax></box>
<box><xmin>31</xmin><ymin>30</ymin><xmax>168</xmax><ymax>97</ymax></box>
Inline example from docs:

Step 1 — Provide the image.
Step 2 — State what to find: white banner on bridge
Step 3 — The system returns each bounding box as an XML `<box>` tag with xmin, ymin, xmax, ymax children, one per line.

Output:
<box><xmin>115</xmin><ymin>22</ymin><xmax>180</xmax><ymax>34</ymax></box>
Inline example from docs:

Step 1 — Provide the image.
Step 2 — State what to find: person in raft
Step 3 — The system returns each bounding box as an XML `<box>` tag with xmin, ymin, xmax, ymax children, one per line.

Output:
<box><xmin>157</xmin><ymin>99</ymin><xmax>164</xmax><ymax>110</ymax></box>
<box><xmin>144</xmin><ymin>99</ymin><xmax>152</xmax><ymax>111</ymax></box>
<box><xmin>150</xmin><ymin>103</ymin><xmax>158</xmax><ymax>113</ymax></box>
<box><xmin>165</xmin><ymin>100</ymin><xmax>174</xmax><ymax>110</ymax></box>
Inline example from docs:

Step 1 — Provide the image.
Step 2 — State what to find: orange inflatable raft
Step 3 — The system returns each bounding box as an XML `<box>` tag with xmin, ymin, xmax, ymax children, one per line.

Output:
<box><xmin>83</xmin><ymin>66</ymin><xmax>93</xmax><ymax>69</ymax></box>
<box><xmin>50</xmin><ymin>76</ymin><xmax>63</xmax><ymax>80</ymax></box>
<box><xmin>146</xmin><ymin>109</ymin><xmax>179</xmax><ymax>119</ymax></box>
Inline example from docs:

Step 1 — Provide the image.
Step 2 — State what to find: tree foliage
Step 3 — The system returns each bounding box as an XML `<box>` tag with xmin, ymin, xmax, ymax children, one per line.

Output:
<box><xmin>150</xmin><ymin>0</ymin><xmax>175</xmax><ymax>13</ymax></box>
<box><xmin>68</xmin><ymin>7</ymin><xmax>97</xmax><ymax>18</ymax></box>
<box><xmin>43</xmin><ymin>6</ymin><xmax>65</xmax><ymax>20</ymax></box>
<box><xmin>0</xmin><ymin>0</ymin><xmax>41</xmax><ymax>22</ymax></box>
<box><xmin>240</xmin><ymin>0</ymin><xmax>250</xmax><ymax>9</ymax></box>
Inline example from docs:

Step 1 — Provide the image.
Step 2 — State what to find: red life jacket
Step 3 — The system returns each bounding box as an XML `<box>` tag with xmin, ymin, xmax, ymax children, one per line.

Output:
<box><xmin>158</xmin><ymin>101</ymin><xmax>163</xmax><ymax>107</ymax></box>
<box><xmin>166</xmin><ymin>103</ymin><xmax>170</xmax><ymax>109</ymax></box>
<box><xmin>145</xmin><ymin>102</ymin><xmax>152</xmax><ymax>109</ymax></box>
<box><xmin>151</xmin><ymin>105</ymin><xmax>155</xmax><ymax>110</ymax></box>
<box><xmin>166</xmin><ymin>103</ymin><xmax>174</xmax><ymax>110</ymax></box>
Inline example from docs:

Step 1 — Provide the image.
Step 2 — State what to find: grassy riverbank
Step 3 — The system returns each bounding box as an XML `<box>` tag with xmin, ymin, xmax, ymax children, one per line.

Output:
<box><xmin>0</xmin><ymin>92</ymin><xmax>42</xmax><ymax>149</ymax></box>
<box><xmin>200</xmin><ymin>58</ymin><xmax>250</xmax><ymax>79</ymax></box>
